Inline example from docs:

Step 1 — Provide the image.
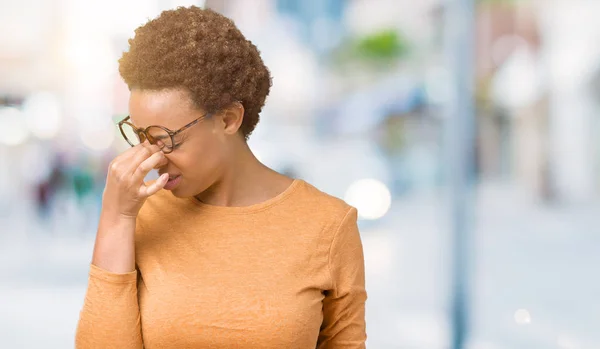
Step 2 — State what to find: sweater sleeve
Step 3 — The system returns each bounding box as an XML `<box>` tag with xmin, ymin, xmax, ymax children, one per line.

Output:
<box><xmin>75</xmin><ymin>264</ymin><xmax>143</xmax><ymax>349</ymax></box>
<box><xmin>318</xmin><ymin>207</ymin><xmax>367</xmax><ymax>349</ymax></box>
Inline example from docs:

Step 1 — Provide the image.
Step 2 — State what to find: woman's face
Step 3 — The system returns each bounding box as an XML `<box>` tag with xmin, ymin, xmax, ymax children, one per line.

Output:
<box><xmin>128</xmin><ymin>88</ymin><xmax>235</xmax><ymax>198</ymax></box>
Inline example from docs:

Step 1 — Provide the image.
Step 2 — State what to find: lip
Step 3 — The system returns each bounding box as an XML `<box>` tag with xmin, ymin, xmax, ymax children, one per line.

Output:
<box><xmin>163</xmin><ymin>175</ymin><xmax>182</xmax><ymax>191</ymax></box>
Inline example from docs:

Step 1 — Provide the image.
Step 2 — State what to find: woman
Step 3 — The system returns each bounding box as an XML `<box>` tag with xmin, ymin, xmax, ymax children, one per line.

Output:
<box><xmin>75</xmin><ymin>6</ymin><xmax>366</xmax><ymax>349</ymax></box>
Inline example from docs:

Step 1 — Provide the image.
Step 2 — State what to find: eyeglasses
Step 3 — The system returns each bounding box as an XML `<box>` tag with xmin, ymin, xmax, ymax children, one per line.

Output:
<box><xmin>118</xmin><ymin>113</ymin><xmax>210</xmax><ymax>153</ymax></box>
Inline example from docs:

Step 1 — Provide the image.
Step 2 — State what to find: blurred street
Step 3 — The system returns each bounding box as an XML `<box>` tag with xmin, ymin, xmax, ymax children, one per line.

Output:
<box><xmin>2</xmin><ymin>181</ymin><xmax>599</xmax><ymax>349</ymax></box>
<box><xmin>3</xmin><ymin>0</ymin><xmax>600</xmax><ymax>348</ymax></box>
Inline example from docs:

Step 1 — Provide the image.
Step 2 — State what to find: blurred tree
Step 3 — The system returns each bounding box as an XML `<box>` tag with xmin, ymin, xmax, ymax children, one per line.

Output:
<box><xmin>330</xmin><ymin>28</ymin><xmax>410</xmax><ymax>72</ymax></box>
<box><xmin>354</xmin><ymin>29</ymin><xmax>408</xmax><ymax>62</ymax></box>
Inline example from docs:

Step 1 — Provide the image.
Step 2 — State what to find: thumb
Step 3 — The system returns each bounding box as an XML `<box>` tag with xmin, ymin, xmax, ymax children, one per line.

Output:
<box><xmin>140</xmin><ymin>174</ymin><xmax>169</xmax><ymax>197</ymax></box>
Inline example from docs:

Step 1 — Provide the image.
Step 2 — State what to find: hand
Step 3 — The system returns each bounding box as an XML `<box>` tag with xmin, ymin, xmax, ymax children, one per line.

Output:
<box><xmin>101</xmin><ymin>141</ymin><xmax>169</xmax><ymax>218</ymax></box>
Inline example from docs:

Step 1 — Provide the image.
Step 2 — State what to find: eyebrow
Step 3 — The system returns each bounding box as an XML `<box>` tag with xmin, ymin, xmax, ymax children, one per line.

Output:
<box><xmin>129</xmin><ymin>117</ymin><xmax>167</xmax><ymax>130</ymax></box>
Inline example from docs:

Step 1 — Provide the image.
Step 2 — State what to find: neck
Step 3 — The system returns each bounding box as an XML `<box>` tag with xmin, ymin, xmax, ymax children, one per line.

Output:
<box><xmin>194</xmin><ymin>140</ymin><xmax>288</xmax><ymax>207</ymax></box>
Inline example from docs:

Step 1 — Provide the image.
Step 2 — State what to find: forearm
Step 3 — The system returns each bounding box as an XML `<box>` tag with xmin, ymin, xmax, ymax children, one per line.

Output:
<box><xmin>91</xmin><ymin>209</ymin><xmax>137</xmax><ymax>273</ymax></box>
<box><xmin>79</xmin><ymin>209</ymin><xmax>143</xmax><ymax>348</ymax></box>
<box><xmin>75</xmin><ymin>264</ymin><xmax>143</xmax><ymax>349</ymax></box>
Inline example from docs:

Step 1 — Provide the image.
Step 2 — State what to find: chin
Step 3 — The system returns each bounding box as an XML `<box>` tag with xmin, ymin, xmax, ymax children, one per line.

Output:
<box><xmin>167</xmin><ymin>177</ymin><xmax>214</xmax><ymax>199</ymax></box>
<box><xmin>168</xmin><ymin>182</ymin><xmax>206</xmax><ymax>198</ymax></box>
<box><xmin>168</xmin><ymin>186</ymin><xmax>188</xmax><ymax>198</ymax></box>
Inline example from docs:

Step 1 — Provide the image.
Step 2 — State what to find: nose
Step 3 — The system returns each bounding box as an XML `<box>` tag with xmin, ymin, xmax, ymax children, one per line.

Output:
<box><xmin>156</xmin><ymin>154</ymin><xmax>169</xmax><ymax>169</ymax></box>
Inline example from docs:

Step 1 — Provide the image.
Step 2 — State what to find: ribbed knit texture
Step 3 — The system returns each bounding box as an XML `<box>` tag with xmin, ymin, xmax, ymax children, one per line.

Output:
<box><xmin>76</xmin><ymin>179</ymin><xmax>366</xmax><ymax>348</ymax></box>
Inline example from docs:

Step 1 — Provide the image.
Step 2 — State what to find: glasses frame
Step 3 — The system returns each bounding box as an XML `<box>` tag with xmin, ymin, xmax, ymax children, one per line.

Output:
<box><xmin>117</xmin><ymin>113</ymin><xmax>211</xmax><ymax>153</ymax></box>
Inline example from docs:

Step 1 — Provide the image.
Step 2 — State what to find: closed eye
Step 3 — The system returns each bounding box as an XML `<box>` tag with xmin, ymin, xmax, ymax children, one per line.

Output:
<box><xmin>154</xmin><ymin>135</ymin><xmax>170</xmax><ymax>141</ymax></box>
<box><xmin>172</xmin><ymin>133</ymin><xmax>188</xmax><ymax>147</ymax></box>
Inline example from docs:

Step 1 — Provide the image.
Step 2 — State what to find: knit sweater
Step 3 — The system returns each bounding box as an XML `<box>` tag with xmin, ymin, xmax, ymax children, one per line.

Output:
<box><xmin>75</xmin><ymin>179</ymin><xmax>366</xmax><ymax>348</ymax></box>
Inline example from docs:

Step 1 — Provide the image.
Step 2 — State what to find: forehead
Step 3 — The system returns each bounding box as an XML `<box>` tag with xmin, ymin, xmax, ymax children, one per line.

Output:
<box><xmin>128</xmin><ymin>88</ymin><xmax>199</xmax><ymax>128</ymax></box>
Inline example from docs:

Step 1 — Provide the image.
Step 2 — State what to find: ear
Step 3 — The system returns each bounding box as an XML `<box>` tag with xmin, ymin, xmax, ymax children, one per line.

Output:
<box><xmin>221</xmin><ymin>101</ymin><xmax>244</xmax><ymax>136</ymax></box>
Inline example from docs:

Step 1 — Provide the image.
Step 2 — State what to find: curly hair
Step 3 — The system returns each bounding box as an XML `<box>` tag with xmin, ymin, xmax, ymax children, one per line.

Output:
<box><xmin>118</xmin><ymin>6</ymin><xmax>272</xmax><ymax>139</ymax></box>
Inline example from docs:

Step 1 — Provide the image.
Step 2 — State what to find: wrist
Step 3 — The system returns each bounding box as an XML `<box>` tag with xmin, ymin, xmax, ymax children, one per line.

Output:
<box><xmin>101</xmin><ymin>201</ymin><xmax>137</xmax><ymax>218</ymax></box>
<box><xmin>99</xmin><ymin>207</ymin><xmax>137</xmax><ymax>226</ymax></box>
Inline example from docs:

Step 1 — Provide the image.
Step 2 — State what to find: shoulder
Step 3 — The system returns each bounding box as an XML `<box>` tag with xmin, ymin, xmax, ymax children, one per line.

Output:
<box><xmin>293</xmin><ymin>179</ymin><xmax>357</xmax><ymax>229</ymax></box>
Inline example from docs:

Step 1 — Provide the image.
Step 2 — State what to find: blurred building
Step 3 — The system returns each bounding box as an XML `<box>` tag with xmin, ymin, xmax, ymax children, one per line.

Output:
<box><xmin>3</xmin><ymin>1</ymin><xmax>600</xmax><ymax>349</ymax></box>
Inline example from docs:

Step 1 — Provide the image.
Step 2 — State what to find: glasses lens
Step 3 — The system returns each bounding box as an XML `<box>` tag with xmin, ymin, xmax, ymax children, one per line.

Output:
<box><xmin>146</xmin><ymin>126</ymin><xmax>173</xmax><ymax>151</ymax></box>
<box><xmin>120</xmin><ymin>123</ymin><xmax>142</xmax><ymax>147</ymax></box>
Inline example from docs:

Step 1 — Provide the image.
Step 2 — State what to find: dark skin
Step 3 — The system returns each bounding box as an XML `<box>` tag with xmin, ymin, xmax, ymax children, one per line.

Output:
<box><xmin>92</xmin><ymin>87</ymin><xmax>293</xmax><ymax>273</ymax></box>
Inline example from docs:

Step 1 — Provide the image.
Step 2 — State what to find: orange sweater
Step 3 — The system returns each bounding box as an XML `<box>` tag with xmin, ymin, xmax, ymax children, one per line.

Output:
<box><xmin>75</xmin><ymin>179</ymin><xmax>367</xmax><ymax>348</ymax></box>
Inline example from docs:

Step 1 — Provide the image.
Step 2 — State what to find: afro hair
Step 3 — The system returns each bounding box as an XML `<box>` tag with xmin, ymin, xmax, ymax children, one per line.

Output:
<box><xmin>118</xmin><ymin>6</ymin><xmax>272</xmax><ymax>139</ymax></box>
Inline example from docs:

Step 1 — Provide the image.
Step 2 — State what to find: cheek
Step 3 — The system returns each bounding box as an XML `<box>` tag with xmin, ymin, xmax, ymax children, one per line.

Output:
<box><xmin>171</xmin><ymin>140</ymin><xmax>225</xmax><ymax>177</ymax></box>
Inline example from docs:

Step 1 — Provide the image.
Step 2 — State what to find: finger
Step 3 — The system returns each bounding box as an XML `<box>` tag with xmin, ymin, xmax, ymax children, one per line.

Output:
<box><xmin>132</xmin><ymin>151</ymin><xmax>167</xmax><ymax>182</ymax></box>
<box><xmin>140</xmin><ymin>173</ymin><xmax>169</xmax><ymax>197</ymax></box>
<box><xmin>110</xmin><ymin>142</ymin><xmax>149</xmax><ymax>169</ymax></box>
<box><xmin>108</xmin><ymin>145</ymin><xmax>147</xmax><ymax>179</ymax></box>
<box><xmin>126</xmin><ymin>141</ymin><xmax>163</xmax><ymax>175</ymax></box>
<box><xmin>124</xmin><ymin>140</ymin><xmax>153</xmax><ymax>158</ymax></box>
<box><xmin>140</xmin><ymin>139</ymin><xmax>161</xmax><ymax>153</ymax></box>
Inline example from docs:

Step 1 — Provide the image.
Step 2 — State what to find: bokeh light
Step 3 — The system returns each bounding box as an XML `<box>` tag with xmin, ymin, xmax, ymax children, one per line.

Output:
<box><xmin>23</xmin><ymin>92</ymin><xmax>62</xmax><ymax>140</ymax></box>
<box><xmin>0</xmin><ymin>107</ymin><xmax>29</xmax><ymax>146</ymax></box>
<box><xmin>514</xmin><ymin>309</ymin><xmax>532</xmax><ymax>325</ymax></box>
<box><xmin>80</xmin><ymin>121</ymin><xmax>116</xmax><ymax>152</ymax></box>
<box><xmin>344</xmin><ymin>178</ymin><xmax>392</xmax><ymax>220</ymax></box>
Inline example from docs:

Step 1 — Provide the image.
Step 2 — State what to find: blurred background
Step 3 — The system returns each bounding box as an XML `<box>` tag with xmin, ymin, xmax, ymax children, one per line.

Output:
<box><xmin>1</xmin><ymin>0</ymin><xmax>599</xmax><ymax>348</ymax></box>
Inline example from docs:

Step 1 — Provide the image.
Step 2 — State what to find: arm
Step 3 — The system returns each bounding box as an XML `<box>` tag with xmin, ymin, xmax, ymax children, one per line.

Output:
<box><xmin>318</xmin><ymin>208</ymin><xmax>367</xmax><ymax>349</ymax></box>
<box><xmin>75</xmin><ymin>214</ymin><xmax>143</xmax><ymax>349</ymax></box>
<box><xmin>75</xmin><ymin>141</ymin><xmax>168</xmax><ymax>348</ymax></box>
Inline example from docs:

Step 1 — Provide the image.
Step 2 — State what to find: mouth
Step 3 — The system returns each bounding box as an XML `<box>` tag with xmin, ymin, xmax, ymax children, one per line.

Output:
<box><xmin>163</xmin><ymin>174</ymin><xmax>182</xmax><ymax>191</ymax></box>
